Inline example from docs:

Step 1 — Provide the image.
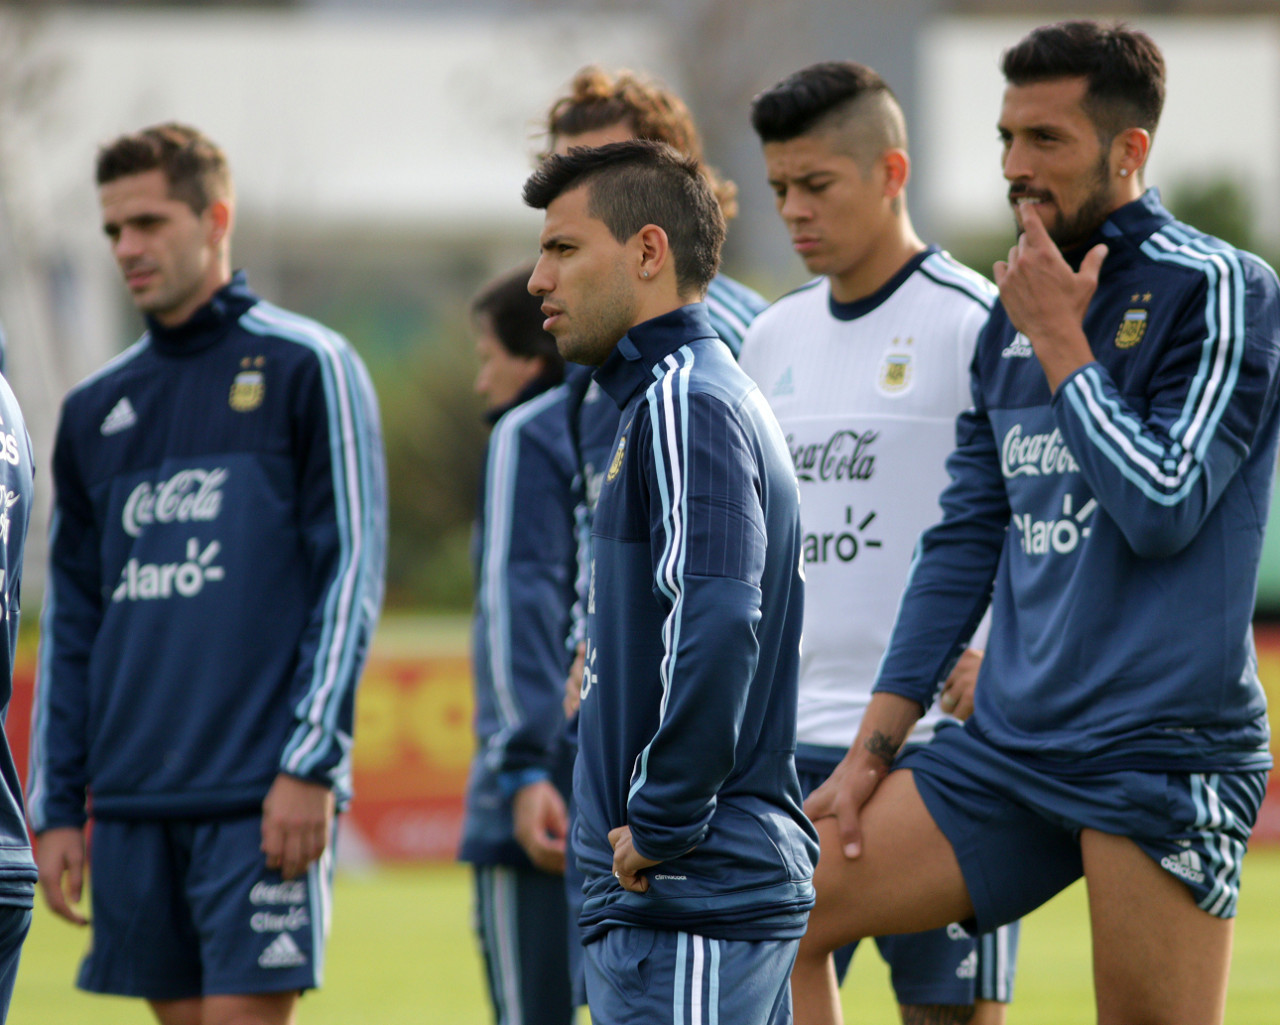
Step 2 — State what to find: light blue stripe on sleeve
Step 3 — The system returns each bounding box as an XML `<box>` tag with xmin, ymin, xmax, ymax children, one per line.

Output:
<box><xmin>630</xmin><ymin>349</ymin><xmax>693</xmax><ymax>804</ymax></box>
<box><xmin>241</xmin><ymin>303</ymin><xmax>383</xmax><ymax>780</ymax></box>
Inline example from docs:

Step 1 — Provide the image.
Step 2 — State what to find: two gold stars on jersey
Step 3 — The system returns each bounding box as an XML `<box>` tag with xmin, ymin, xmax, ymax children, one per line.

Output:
<box><xmin>230</xmin><ymin>355</ymin><xmax>266</xmax><ymax>412</ymax></box>
<box><xmin>1116</xmin><ymin>293</ymin><xmax>1153</xmax><ymax>350</ymax></box>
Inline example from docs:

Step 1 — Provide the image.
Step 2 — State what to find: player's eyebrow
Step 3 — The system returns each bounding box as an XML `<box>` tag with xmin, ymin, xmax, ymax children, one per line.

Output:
<box><xmin>102</xmin><ymin>212</ymin><xmax>167</xmax><ymax>236</ymax></box>
<box><xmin>539</xmin><ymin>233</ymin><xmax>575</xmax><ymax>252</ymax></box>
<box><xmin>770</xmin><ymin>170</ymin><xmax>835</xmax><ymax>188</ymax></box>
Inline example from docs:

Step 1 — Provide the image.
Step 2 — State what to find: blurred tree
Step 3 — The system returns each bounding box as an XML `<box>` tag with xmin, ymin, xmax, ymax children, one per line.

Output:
<box><xmin>376</xmin><ymin>327</ymin><xmax>487</xmax><ymax>611</ymax></box>
<box><xmin>1166</xmin><ymin>175</ymin><xmax>1255</xmax><ymax>254</ymax></box>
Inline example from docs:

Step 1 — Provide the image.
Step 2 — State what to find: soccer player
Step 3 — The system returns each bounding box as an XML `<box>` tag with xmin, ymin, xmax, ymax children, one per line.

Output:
<box><xmin>461</xmin><ymin>264</ymin><xmax>577</xmax><ymax>1025</ymax></box>
<box><xmin>524</xmin><ymin>140</ymin><xmax>818</xmax><ymax>1024</ymax></box>
<box><xmin>539</xmin><ymin>67</ymin><xmax>768</xmax><ymax>710</ymax></box>
<box><xmin>541</xmin><ymin>66</ymin><xmax>767</xmax><ymax>358</ymax></box>
<box><xmin>739</xmin><ymin>61</ymin><xmax>1019</xmax><ymax>1024</ymax></box>
<box><xmin>0</xmin><ymin>365</ymin><xmax>38</xmax><ymax>1021</ymax></box>
<box><xmin>791</xmin><ymin>21</ymin><xmax>1280</xmax><ymax>1025</ymax></box>
<box><xmin>28</xmin><ymin>123</ymin><xmax>387</xmax><ymax>1025</ymax></box>
<box><xmin>532</xmin><ymin>65</ymin><xmax>771</xmax><ymax>1009</ymax></box>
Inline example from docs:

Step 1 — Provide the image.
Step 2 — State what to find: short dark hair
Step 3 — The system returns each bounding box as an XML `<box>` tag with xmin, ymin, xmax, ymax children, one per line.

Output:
<box><xmin>542</xmin><ymin>65</ymin><xmax>738</xmax><ymax>221</ymax></box>
<box><xmin>1001</xmin><ymin>21</ymin><xmax>1165</xmax><ymax>141</ymax></box>
<box><xmin>523</xmin><ymin>140</ymin><xmax>725</xmax><ymax>298</ymax></box>
<box><xmin>96</xmin><ymin>122</ymin><xmax>232</xmax><ymax>214</ymax></box>
<box><xmin>750</xmin><ymin>60</ymin><xmax>905</xmax><ymax>156</ymax></box>
<box><xmin>471</xmin><ymin>264</ymin><xmax>563</xmax><ymax>379</ymax></box>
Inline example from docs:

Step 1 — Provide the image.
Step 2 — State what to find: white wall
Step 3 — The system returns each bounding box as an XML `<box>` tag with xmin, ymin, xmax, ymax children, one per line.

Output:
<box><xmin>919</xmin><ymin>16</ymin><xmax>1280</xmax><ymax>246</ymax></box>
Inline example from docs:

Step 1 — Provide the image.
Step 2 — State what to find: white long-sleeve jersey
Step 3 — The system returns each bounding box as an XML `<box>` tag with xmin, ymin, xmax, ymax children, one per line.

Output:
<box><xmin>739</xmin><ymin>248</ymin><xmax>994</xmax><ymax>748</ymax></box>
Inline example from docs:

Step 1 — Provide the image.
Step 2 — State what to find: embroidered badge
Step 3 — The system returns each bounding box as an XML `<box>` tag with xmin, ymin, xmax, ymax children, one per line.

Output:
<box><xmin>876</xmin><ymin>337</ymin><xmax>914</xmax><ymax>395</ymax></box>
<box><xmin>230</xmin><ymin>356</ymin><xmax>266</xmax><ymax>412</ymax></box>
<box><xmin>1115</xmin><ymin>309</ymin><xmax>1148</xmax><ymax>349</ymax></box>
<box><xmin>606</xmin><ymin>435</ymin><xmax>626</xmax><ymax>483</ymax></box>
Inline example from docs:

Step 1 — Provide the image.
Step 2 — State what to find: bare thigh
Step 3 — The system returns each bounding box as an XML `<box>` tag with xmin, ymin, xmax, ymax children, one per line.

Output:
<box><xmin>150</xmin><ymin>993</ymin><xmax>298</xmax><ymax>1025</ymax></box>
<box><xmin>1082</xmin><ymin>828</ymin><xmax>1233</xmax><ymax>1025</ymax></box>
<box><xmin>804</xmin><ymin>769</ymin><xmax>974</xmax><ymax>955</ymax></box>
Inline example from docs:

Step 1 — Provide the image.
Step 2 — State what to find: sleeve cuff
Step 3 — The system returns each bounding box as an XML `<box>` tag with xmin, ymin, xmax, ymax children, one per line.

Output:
<box><xmin>497</xmin><ymin>768</ymin><xmax>551</xmax><ymax>801</ymax></box>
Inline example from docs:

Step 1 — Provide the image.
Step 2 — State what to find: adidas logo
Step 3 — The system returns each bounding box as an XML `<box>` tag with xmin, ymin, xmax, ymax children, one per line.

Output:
<box><xmin>258</xmin><ymin>932</ymin><xmax>308</xmax><ymax>969</ymax></box>
<box><xmin>1160</xmin><ymin>848</ymin><xmax>1205</xmax><ymax>884</ymax></box>
<box><xmin>955</xmin><ymin>950</ymin><xmax>977</xmax><ymax>980</ymax></box>
<box><xmin>100</xmin><ymin>397</ymin><xmax>138</xmax><ymax>436</ymax></box>
<box><xmin>773</xmin><ymin>367</ymin><xmax>795</xmax><ymax>397</ymax></box>
<box><xmin>1001</xmin><ymin>333</ymin><xmax>1034</xmax><ymax>359</ymax></box>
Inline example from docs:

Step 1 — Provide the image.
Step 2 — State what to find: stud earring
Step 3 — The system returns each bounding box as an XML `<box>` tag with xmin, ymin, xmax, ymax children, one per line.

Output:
<box><xmin>1119</xmin><ymin>168</ymin><xmax>1129</xmax><ymax>178</ymax></box>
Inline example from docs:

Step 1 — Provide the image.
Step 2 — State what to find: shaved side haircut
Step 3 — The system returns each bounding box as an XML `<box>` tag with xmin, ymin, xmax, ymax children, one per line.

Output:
<box><xmin>524</xmin><ymin>140</ymin><xmax>724</xmax><ymax>298</ymax></box>
<box><xmin>750</xmin><ymin>61</ymin><xmax>907</xmax><ymax>172</ymax></box>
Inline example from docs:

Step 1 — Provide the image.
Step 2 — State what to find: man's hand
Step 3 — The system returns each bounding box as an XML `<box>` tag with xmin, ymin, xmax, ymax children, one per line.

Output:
<box><xmin>608</xmin><ymin>825</ymin><xmax>660</xmax><ymax>894</ymax></box>
<box><xmin>261</xmin><ymin>774</ymin><xmax>335</xmax><ymax>880</ymax></box>
<box><xmin>564</xmin><ymin>642</ymin><xmax>585</xmax><ymax>720</ymax></box>
<box><xmin>803</xmin><ymin>692</ymin><xmax>921</xmax><ymax>860</ymax></box>
<box><xmin>938</xmin><ymin>648</ymin><xmax>982</xmax><ymax>721</ymax></box>
<box><xmin>36</xmin><ymin>827</ymin><xmax>89</xmax><ymax>926</ymax></box>
<box><xmin>994</xmin><ymin>199</ymin><xmax>1107</xmax><ymax>393</ymax></box>
<box><xmin>513</xmin><ymin>779</ymin><xmax>568</xmax><ymax>875</ymax></box>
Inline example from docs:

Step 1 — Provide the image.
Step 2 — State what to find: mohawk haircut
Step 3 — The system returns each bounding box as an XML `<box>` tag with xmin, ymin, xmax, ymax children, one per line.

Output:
<box><xmin>523</xmin><ymin>140</ymin><xmax>724</xmax><ymax>299</ymax></box>
<box><xmin>750</xmin><ymin>61</ymin><xmax>907</xmax><ymax>171</ymax></box>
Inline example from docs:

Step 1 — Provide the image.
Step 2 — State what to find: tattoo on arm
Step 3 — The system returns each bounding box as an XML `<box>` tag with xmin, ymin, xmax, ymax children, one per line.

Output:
<box><xmin>865</xmin><ymin>730</ymin><xmax>900</xmax><ymax>765</ymax></box>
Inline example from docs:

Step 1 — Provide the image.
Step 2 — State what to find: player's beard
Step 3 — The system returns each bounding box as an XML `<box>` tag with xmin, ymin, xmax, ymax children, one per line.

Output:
<box><xmin>554</xmin><ymin>257</ymin><xmax>639</xmax><ymax>367</ymax></box>
<box><xmin>1013</xmin><ymin>151</ymin><xmax>1114</xmax><ymax>252</ymax></box>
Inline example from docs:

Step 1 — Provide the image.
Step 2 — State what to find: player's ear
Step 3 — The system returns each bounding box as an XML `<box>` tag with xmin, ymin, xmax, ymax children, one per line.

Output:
<box><xmin>883</xmin><ymin>149</ymin><xmax>910</xmax><ymax>199</ymax></box>
<box><xmin>1112</xmin><ymin>127</ymin><xmax>1150</xmax><ymax>182</ymax></box>
<box><xmin>207</xmin><ymin>199</ymin><xmax>233</xmax><ymax>248</ymax></box>
<box><xmin>635</xmin><ymin>224</ymin><xmax>671</xmax><ymax>282</ymax></box>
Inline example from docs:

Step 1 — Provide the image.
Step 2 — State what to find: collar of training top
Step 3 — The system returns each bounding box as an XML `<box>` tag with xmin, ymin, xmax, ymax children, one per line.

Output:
<box><xmin>594</xmin><ymin>302</ymin><xmax>717</xmax><ymax>410</ymax></box>
<box><xmin>145</xmin><ymin>270</ymin><xmax>258</xmax><ymax>356</ymax></box>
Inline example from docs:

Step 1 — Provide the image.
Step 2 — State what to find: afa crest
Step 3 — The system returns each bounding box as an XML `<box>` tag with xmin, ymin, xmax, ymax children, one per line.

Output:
<box><xmin>230</xmin><ymin>356</ymin><xmax>266</xmax><ymax>412</ymax></box>
<box><xmin>877</xmin><ymin>342</ymin><xmax>914</xmax><ymax>396</ymax></box>
<box><xmin>1115</xmin><ymin>309</ymin><xmax>1148</xmax><ymax>349</ymax></box>
<box><xmin>606</xmin><ymin>435</ymin><xmax>627</xmax><ymax>482</ymax></box>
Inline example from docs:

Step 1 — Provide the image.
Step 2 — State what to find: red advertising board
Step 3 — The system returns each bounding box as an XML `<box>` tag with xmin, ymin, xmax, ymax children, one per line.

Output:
<box><xmin>7</xmin><ymin>623</ymin><xmax>1280</xmax><ymax>861</ymax></box>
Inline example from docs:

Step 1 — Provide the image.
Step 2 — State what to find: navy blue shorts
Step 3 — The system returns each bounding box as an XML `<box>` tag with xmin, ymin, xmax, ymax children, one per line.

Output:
<box><xmin>79</xmin><ymin>815</ymin><xmax>333</xmax><ymax>1000</ymax></box>
<box><xmin>798</xmin><ymin>754</ymin><xmax>1019</xmax><ymax>1005</ymax></box>
<box><xmin>473</xmin><ymin>864</ymin><xmax>574</xmax><ymax>1025</ymax></box>
<box><xmin>901</xmin><ymin>723</ymin><xmax>1268</xmax><ymax>933</ymax></box>
<box><xmin>0</xmin><ymin>904</ymin><xmax>30</xmax><ymax>1022</ymax></box>
<box><xmin>584</xmin><ymin>927</ymin><xmax>798</xmax><ymax>1025</ymax></box>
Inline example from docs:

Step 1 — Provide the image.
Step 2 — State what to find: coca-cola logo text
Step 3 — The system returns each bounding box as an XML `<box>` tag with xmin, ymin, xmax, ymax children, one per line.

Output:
<box><xmin>122</xmin><ymin>468</ymin><xmax>228</xmax><ymax>537</ymax></box>
<box><xmin>789</xmin><ymin>430</ymin><xmax>877</xmax><ymax>484</ymax></box>
<box><xmin>1000</xmin><ymin>426</ymin><xmax>1078</xmax><ymax>478</ymax></box>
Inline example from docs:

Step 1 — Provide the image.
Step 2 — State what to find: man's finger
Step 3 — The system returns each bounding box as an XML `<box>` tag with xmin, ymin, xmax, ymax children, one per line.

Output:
<box><xmin>1081</xmin><ymin>242</ymin><xmax>1109</xmax><ymax>281</ymax></box>
<box><xmin>282</xmin><ymin>830</ymin><xmax>306</xmax><ymax>880</ymax></box>
<box><xmin>803</xmin><ymin>779</ymin><xmax>835</xmax><ymax>821</ymax></box>
<box><xmin>835</xmin><ymin>804</ymin><xmax>864</xmax><ymax>860</ymax></box>
<box><xmin>40</xmin><ymin>875</ymin><xmax>72</xmax><ymax>922</ymax></box>
<box><xmin>1017</xmin><ymin>198</ymin><xmax>1051</xmax><ymax>244</ymax></box>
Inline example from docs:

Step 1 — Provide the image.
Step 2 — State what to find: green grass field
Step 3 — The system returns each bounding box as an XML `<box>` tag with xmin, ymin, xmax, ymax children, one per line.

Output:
<box><xmin>12</xmin><ymin>847</ymin><xmax>1280</xmax><ymax>1023</ymax></box>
